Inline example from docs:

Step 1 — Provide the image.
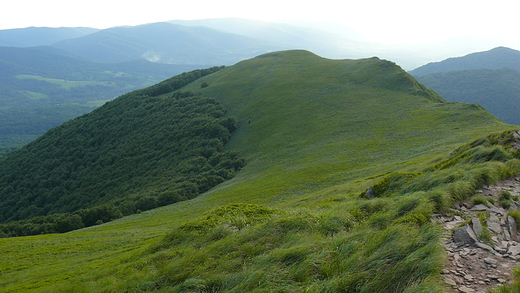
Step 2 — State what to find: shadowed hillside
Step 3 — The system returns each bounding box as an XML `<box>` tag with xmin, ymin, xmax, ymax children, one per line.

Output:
<box><xmin>410</xmin><ymin>47</ymin><xmax>520</xmax><ymax>126</ymax></box>
<box><xmin>410</xmin><ymin>46</ymin><xmax>520</xmax><ymax>76</ymax></box>
<box><xmin>416</xmin><ymin>67</ymin><xmax>520</xmax><ymax>125</ymax></box>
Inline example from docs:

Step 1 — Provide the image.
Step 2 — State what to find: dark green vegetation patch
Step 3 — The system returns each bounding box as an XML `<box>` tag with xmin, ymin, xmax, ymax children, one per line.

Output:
<box><xmin>0</xmin><ymin>67</ymin><xmax>245</xmax><ymax>237</ymax></box>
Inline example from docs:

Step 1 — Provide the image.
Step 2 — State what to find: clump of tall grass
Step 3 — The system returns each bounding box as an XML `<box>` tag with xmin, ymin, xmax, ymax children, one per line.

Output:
<box><xmin>471</xmin><ymin>195</ymin><xmax>493</xmax><ymax>207</ymax></box>
<box><xmin>124</xmin><ymin>198</ymin><xmax>446</xmax><ymax>292</ymax></box>
<box><xmin>499</xmin><ymin>190</ymin><xmax>514</xmax><ymax>209</ymax></box>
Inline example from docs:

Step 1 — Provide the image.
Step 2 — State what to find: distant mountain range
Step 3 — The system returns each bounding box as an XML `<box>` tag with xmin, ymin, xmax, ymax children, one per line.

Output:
<box><xmin>0</xmin><ymin>26</ymin><xmax>98</xmax><ymax>47</ymax></box>
<box><xmin>409</xmin><ymin>47</ymin><xmax>520</xmax><ymax>76</ymax></box>
<box><xmin>3</xmin><ymin>18</ymin><xmax>514</xmax><ymax>70</ymax></box>
<box><xmin>51</xmin><ymin>22</ymin><xmax>285</xmax><ymax>65</ymax></box>
<box><xmin>410</xmin><ymin>47</ymin><xmax>520</xmax><ymax>125</ymax></box>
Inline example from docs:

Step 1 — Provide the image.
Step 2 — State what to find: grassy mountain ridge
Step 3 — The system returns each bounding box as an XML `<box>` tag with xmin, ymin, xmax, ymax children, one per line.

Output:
<box><xmin>179</xmin><ymin>50</ymin><xmax>506</xmax><ymax>202</ymax></box>
<box><xmin>0</xmin><ymin>50</ymin><xmax>518</xmax><ymax>292</ymax></box>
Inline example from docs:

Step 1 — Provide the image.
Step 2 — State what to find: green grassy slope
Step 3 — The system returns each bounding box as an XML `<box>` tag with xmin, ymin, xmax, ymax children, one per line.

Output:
<box><xmin>0</xmin><ymin>50</ymin><xmax>518</xmax><ymax>292</ymax></box>
<box><xmin>182</xmin><ymin>51</ymin><xmax>506</xmax><ymax>203</ymax></box>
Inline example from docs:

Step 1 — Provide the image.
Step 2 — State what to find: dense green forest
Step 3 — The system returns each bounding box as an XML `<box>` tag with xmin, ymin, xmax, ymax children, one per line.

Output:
<box><xmin>0</xmin><ymin>67</ymin><xmax>247</xmax><ymax>237</ymax></box>
<box><xmin>0</xmin><ymin>46</ymin><xmax>206</xmax><ymax>154</ymax></box>
<box><xmin>416</xmin><ymin>67</ymin><xmax>520</xmax><ymax>125</ymax></box>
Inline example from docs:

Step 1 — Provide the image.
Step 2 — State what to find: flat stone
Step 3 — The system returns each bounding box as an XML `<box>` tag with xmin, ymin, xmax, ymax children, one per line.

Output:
<box><xmin>445</xmin><ymin>276</ymin><xmax>457</xmax><ymax>286</ymax></box>
<box><xmin>487</xmin><ymin>214</ymin><xmax>502</xmax><ymax>234</ymax></box>
<box><xmin>494</xmin><ymin>244</ymin><xmax>508</xmax><ymax>254</ymax></box>
<box><xmin>464</xmin><ymin>274</ymin><xmax>474</xmax><ymax>281</ymax></box>
<box><xmin>488</xmin><ymin>203</ymin><xmax>505</xmax><ymax>215</ymax></box>
<box><xmin>504</xmin><ymin>229</ymin><xmax>511</xmax><ymax>241</ymax></box>
<box><xmin>475</xmin><ymin>242</ymin><xmax>496</xmax><ymax>253</ymax></box>
<box><xmin>458</xmin><ymin>286</ymin><xmax>475</xmax><ymax>292</ymax></box>
<box><xmin>508</xmin><ymin>245</ymin><xmax>520</xmax><ymax>256</ymax></box>
<box><xmin>508</xmin><ymin>216</ymin><xmax>518</xmax><ymax>241</ymax></box>
<box><xmin>472</xmin><ymin>217</ymin><xmax>483</xmax><ymax>236</ymax></box>
<box><xmin>471</xmin><ymin>204</ymin><xmax>489</xmax><ymax>211</ymax></box>
<box><xmin>483</xmin><ymin>257</ymin><xmax>497</xmax><ymax>265</ymax></box>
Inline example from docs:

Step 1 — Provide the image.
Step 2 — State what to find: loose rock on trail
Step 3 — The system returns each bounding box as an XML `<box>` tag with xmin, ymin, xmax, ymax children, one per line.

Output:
<box><xmin>437</xmin><ymin>174</ymin><xmax>520</xmax><ymax>293</ymax></box>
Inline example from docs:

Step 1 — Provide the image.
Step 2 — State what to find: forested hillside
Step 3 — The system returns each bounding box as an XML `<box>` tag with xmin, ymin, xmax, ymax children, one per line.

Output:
<box><xmin>0</xmin><ymin>46</ymin><xmax>205</xmax><ymax>154</ymax></box>
<box><xmin>1</xmin><ymin>50</ymin><xmax>518</xmax><ymax>292</ymax></box>
<box><xmin>0</xmin><ymin>67</ymin><xmax>246</xmax><ymax>237</ymax></box>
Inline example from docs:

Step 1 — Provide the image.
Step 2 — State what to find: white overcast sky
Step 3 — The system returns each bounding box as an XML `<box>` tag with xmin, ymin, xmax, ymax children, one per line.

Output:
<box><xmin>1</xmin><ymin>0</ymin><xmax>519</xmax><ymax>52</ymax></box>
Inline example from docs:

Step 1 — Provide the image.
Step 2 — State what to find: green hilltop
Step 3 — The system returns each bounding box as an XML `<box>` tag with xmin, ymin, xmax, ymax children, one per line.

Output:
<box><xmin>1</xmin><ymin>50</ymin><xmax>519</xmax><ymax>292</ymax></box>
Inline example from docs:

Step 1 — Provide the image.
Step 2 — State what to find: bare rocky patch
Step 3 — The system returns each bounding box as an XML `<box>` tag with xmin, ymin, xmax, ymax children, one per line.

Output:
<box><xmin>437</xmin><ymin>174</ymin><xmax>520</xmax><ymax>292</ymax></box>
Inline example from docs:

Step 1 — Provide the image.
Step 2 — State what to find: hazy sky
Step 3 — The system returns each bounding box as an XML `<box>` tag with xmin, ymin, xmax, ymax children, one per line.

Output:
<box><xmin>2</xmin><ymin>0</ymin><xmax>517</xmax><ymax>41</ymax></box>
<box><xmin>1</xmin><ymin>0</ymin><xmax>519</xmax><ymax>63</ymax></box>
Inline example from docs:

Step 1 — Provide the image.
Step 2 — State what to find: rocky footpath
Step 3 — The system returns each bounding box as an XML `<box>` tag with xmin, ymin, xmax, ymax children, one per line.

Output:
<box><xmin>437</xmin><ymin>175</ymin><xmax>520</xmax><ymax>292</ymax></box>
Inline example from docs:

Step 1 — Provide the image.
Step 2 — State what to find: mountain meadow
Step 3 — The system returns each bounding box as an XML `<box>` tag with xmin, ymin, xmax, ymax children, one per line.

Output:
<box><xmin>1</xmin><ymin>50</ymin><xmax>520</xmax><ymax>292</ymax></box>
